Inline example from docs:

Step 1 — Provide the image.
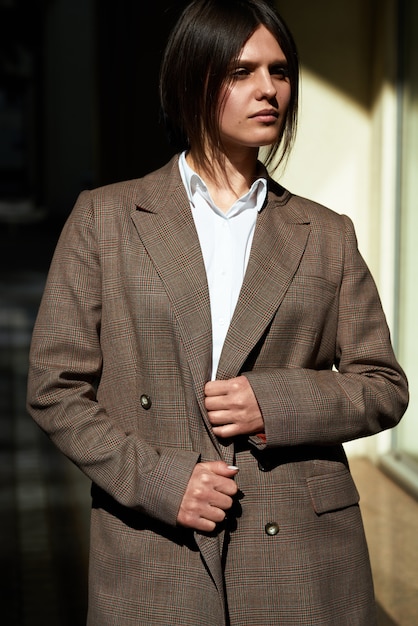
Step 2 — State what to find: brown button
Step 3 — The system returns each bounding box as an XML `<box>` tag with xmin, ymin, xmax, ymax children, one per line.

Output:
<box><xmin>140</xmin><ymin>394</ymin><xmax>152</xmax><ymax>410</ymax></box>
<box><xmin>265</xmin><ymin>522</ymin><xmax>280</xmax><ymax>536</ymax></box>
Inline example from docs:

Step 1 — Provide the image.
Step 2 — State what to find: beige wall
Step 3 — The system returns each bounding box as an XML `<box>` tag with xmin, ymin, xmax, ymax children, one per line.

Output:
<box><xmin>272</xmin><ymin>1</ymin><xmax>400</xmax><ymax>458</ymax></box>
<box><xmin>396</xmin><ymin>1</ymin><xmax>418</xmax><ymax>467</ymax></box>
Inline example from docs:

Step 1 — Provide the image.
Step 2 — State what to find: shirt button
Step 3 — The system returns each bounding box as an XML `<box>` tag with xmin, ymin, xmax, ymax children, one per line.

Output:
<box><xmin>265</xmin><ymin>522</ymin><xmax>280</xmax><ymax>536</ymax></box>
<box><xmin>140</xmin><ymin>394</ymin><xmax>152</xmax><ymax>410</ymax></box>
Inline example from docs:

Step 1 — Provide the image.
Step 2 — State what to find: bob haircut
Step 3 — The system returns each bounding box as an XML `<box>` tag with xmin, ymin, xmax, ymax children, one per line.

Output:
<box><xmin>159</xmin><ymin>0</ymin><xmax>299</xmax><ymax>175</ymax></box>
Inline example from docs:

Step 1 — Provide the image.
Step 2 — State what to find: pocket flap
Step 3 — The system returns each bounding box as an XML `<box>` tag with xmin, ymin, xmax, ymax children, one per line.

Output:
<box><xmin>307</xmin><ymin>469</ymin><xmax>360</xmax><ymax>515</ymax></box>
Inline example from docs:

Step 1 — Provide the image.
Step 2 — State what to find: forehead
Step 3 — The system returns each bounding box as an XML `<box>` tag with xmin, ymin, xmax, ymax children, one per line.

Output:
<box><xmin>238</xmin><ymin>24</ymin><xmax>287</xmax><ymax>62</ymax></box>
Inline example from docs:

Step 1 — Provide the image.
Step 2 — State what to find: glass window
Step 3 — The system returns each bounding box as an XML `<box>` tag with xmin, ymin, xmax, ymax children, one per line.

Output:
<box><xmin>385</xmin><ymin>0</ymin><xmax>418</xmax><ymax>494</ymax></box>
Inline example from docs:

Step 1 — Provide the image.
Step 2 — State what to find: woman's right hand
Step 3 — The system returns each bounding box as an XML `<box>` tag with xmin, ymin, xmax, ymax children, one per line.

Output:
<box><xmin>177</xmin><ymin>461</ymin><xmax>239</xmax><ymax>532</ymax></box>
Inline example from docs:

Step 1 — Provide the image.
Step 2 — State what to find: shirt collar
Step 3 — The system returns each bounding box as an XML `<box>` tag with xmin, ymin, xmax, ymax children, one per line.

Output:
<box><xmin>178</xmin><ymin>151</ymin><xmax>267</xmax><ymax>216</ymax></box>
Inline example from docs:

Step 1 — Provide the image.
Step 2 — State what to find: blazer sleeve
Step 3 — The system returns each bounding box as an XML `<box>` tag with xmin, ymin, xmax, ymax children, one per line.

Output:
<box><xmin>245</xmin><ymin>214</ymin><xmax>409</xmax><ymax>448</ymax></box>
<box><xmin>26</xmin><ymin>191</ymin><xmax>200</xmax><ymax>525</ymax></box>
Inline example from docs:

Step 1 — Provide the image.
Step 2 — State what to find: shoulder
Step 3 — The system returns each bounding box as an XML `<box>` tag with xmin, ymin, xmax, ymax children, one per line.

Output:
<box><xmin>81</xmin><ymin>155</ymin><xmax>181</xmax><ymax>212</ymax></box>
<box><xmin>268</xmin><ymin>178</ymin><xmax>355</xmax><ymax>233</ymax></box>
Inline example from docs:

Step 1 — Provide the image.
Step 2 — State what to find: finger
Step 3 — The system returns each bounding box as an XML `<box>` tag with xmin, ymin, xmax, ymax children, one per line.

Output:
<box><xmin>206</xmin><ymin>408</ymin><xmax>229</xmax><ymax>425</ymax></box>
<box><xmin>211</xmin><ymin>424</ymin><xmax>239</xmax><ymax>439</ymax></box>
<box><xmin>208</xmin><ymin>491</ymin><xmax>234</xmax><ymax>510</ymax></box>
<box><xmin>200</xmin><ymin>465</ymin><xmax>238</xmax><ymax>496</ymax></box>
<box><xmin>214</xmin><ymin>476</ymin><xmax>239</xmax><ymax>497</ymax></box>
<box><xmin>178</xmin><ymin>508</ymin><xmax>220</xmax><ymax>532</ymax></box>
<box><xmin>204</xmin><ymin>396</ymin><xmax>229</xmax><ymax>413</ymax></box>
<box><xmin>204</xmin><ymin>379</ymin><xmax>229</xmax><ymax>396</ymax></box>
<box><xmin>201</xmin><ymin>461</ymin><xmax>239</xmax><ymax>477</ymax></box>
<box><xmin>199</xmin><ymin>463</ymin><xmax>239</xmax><ymax>493</ymax></box>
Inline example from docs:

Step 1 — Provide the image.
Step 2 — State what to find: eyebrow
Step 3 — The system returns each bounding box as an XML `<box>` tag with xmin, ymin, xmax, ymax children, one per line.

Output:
<box><xmin>234</xmin><ymin>58</ymin><xmax>288</xmax><ymax>68</ymax></box>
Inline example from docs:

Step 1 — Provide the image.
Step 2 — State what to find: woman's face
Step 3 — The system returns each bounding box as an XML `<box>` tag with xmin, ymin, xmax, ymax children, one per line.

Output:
<box><xmin>218</xmin><ymin>25</ymin><xmax>291</xmax><ymax>154</ymax></box>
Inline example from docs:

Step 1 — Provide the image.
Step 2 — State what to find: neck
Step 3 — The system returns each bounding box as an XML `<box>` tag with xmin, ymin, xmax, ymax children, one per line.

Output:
<box><xmin>186</xmin><ymin>148</ymin><xmax>260</xmax><ymax>212</ymax></box>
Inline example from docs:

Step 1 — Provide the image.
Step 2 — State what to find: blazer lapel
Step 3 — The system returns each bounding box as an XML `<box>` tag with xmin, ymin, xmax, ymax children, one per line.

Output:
<box><xmin>216</xmin><ymin>194</ymin><xmax>310</xmax><ymax>380</ymax></box>
<box><xmin>131</xmin><ymin>166</ymin><xmax>232</xmax><ymax>602</ymax></box>
<box><xmin>130</xmin><ymin>173</ymin><xmax>229</xmax><ymax>458</ymax></box>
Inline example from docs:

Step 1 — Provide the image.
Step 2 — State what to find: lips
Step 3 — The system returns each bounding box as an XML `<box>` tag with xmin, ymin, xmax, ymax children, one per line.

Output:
<box><xmin>250</xmin><ymin>109</ymin><xmax>279</xmax><ymax>122</ymax></box>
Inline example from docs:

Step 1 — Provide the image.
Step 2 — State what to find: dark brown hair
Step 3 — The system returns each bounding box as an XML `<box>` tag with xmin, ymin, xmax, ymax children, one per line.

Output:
<box><xmin>159</xmin><ymin>0</ymin><xmax>299</xmax><ymax>175</ymax></box>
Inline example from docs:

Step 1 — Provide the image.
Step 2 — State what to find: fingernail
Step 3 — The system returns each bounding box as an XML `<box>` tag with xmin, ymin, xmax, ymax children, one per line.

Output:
<box><xmin>227</xmin><ymin>465</ymin><xmax>239</xmax><ymax>470</ymax></box>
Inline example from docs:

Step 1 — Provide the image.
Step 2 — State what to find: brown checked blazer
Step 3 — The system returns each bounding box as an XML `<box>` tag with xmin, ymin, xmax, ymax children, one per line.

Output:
<box><xmin>27</xmin><ymin>155</ymin><xmax>408</xmax><ymax>625</ymax></box>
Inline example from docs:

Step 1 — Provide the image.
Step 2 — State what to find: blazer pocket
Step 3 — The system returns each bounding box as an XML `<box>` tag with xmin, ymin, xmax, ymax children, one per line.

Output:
<box><xmin>306</xmin><ymin>469</ymin><xmax>360</xmax><ymax>515</ymax></box>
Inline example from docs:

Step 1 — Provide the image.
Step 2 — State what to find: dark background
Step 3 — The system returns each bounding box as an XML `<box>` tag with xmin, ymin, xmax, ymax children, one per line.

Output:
<box><xmin>0</xmin><ymin>4</ymin><xmax>193</xmax><ymax>623</ymax></box>
<box><xmin>0</xmin><ymin>0</ymin><xmax>191</xmax><ymax>273</ymax></box>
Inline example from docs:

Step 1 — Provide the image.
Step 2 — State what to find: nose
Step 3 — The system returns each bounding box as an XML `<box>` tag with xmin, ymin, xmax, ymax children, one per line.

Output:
<box><xmin>255</xmin><ymin>69</ymin><xmax>277</xmax><ymax>100</ymax></box>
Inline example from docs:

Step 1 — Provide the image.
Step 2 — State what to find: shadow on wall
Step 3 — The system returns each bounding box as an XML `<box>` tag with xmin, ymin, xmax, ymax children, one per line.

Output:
<box><xmin>278</xmin><ymin>0</ymin><xmax>397</xmax><ymax>110</ymax></box>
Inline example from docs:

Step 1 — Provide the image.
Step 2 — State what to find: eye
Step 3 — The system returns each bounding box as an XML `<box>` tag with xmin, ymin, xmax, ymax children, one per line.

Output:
<box><xmin>271</xmin><ymin>65</ymin><xmax>289</xmax><ymax>80</ymax></box>
<box><xmin>231</xmin><ymin>67</ymin><xmax>251</xmax><ymax>80</ymax></box>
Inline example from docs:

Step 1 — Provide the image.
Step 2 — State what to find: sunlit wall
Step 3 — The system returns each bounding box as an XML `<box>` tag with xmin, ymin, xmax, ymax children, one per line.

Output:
<box><xmin>272</xmin><ymin>0</ymin><xmax>401</xmax><ymax>459</ymax></box>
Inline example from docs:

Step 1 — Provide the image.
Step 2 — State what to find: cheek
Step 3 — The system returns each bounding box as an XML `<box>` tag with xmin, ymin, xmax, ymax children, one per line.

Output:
<box><xmin>279</xmin><ymin>84</ymin><xmax>292</xmax><ymax>110</ymax></box>
<box><xmin>220</xmin><ymin>96</ymin><xmax>242</xmax><ymax>128</ymax></box>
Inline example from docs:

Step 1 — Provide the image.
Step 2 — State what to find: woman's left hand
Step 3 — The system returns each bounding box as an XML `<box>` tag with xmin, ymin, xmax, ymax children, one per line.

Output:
<box><xmin>204</xmin><ymin>375</ymin><xmax>264</xmax><ymax>438</ymax></box>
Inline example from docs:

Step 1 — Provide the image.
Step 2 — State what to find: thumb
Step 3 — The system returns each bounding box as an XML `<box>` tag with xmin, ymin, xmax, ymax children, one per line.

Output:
<box><xmin>209</xmin><ymin>461</ymin><xmax>239</xmax><ymax>477</ymax></box>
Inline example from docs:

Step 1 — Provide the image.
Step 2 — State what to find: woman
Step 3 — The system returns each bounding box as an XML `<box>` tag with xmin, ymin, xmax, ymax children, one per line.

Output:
<box><xmin>27</xmin><ymin>1</ymin><xmax>408</xmax><ymax>624</ymax></box>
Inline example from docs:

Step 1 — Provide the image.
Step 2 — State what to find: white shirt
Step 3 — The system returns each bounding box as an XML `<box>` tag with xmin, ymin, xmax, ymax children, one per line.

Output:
<box><xmin>178</xmin><ymin>151</ymin><xmax>267</xmax><ymax>379</ymax></box>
